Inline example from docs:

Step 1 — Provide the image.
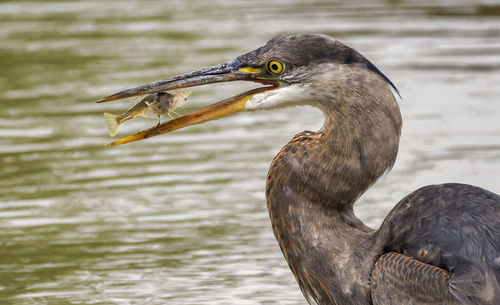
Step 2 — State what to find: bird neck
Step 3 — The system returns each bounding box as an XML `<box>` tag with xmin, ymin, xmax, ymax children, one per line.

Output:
<box><xmin>265</xmin><ymin>75</ymin><xmax>401</xmax><ymax>304</ymax></box>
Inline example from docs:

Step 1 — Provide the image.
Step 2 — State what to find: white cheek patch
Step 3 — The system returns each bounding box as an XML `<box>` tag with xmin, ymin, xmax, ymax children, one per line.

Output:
<box><xmin>245</xmin><ymin>85</ymin><xmax>313</xmax><ymax>110</ymax></box>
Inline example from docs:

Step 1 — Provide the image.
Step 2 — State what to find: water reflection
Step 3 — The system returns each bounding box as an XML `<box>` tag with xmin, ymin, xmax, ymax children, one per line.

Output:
<box><xmin>0</xmin><ymin>0</ymin><xmax>499</xmax><ymax>304</ymax></box>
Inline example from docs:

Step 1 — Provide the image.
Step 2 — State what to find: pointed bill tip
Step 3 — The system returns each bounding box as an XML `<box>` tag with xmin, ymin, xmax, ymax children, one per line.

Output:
<box><xmin>97</xmin><ymin>92</ymin><xmax>127</xmax><ymax>103</ymax></box>
<box><xmin>106</xmin><ymin>132</ymin><xmax>147</xmax><ymax>146</ymax></box>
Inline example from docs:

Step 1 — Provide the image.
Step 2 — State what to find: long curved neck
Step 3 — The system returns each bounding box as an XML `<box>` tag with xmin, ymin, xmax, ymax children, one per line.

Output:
<box><xmin>266</xmin><ymin>74</ymin><xmax>401</xmax><ymax>305</ymax></box>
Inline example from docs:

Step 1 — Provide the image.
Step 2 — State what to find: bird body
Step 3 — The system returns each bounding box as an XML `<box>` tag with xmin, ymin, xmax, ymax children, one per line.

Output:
<box><xmin>99</xmin><ymin>33</ymin><xmax>500</xmax><ymax>305</ymax></box>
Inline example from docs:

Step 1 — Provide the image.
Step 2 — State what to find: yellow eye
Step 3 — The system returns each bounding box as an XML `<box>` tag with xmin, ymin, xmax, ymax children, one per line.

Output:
<box><xmin>267</xmin><ymin>60</ymin><xmax>284</xmax><ymax>75</ymax></box>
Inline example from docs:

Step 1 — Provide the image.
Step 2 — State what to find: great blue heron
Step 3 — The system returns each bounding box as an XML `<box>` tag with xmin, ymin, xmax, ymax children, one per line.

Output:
<box><xmin>98</xmin><ymin>34</ymin><xmax>500</xmax><ymax>305</ymax></box>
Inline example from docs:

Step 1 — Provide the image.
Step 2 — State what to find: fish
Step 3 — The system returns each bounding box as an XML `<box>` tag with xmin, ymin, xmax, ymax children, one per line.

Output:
<box><xmin>103</xmin><ymin>90</ymin><xmax>191</xmax><ymax>137</ymax></box>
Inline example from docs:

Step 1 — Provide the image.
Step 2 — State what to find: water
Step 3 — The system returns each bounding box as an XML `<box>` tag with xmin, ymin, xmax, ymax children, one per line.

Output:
<box><xmin>1</xmin><ymin>0</ymin><xmax>499</xmax><ymax>304</ymax></box>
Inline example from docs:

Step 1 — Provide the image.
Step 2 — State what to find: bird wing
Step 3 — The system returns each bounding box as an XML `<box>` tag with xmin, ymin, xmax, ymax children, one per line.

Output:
<box><xmin>371</xmin><ymin>252</ymin><xmax>459</xmax><ymax>305</ymax></box>
<box><xmin>374</xmin><ymin>183</ymin><xmax>500</xmax><ymax>305</ymax></box>
<box><xmin>371</xmin><ymin>252</ymin><xmax>500</xmax><ymax>305</ymax></box>
<box><xmin>448</xmin><ymin>259</ymin><xmax>500</xmax><ymax>305</ymax></box>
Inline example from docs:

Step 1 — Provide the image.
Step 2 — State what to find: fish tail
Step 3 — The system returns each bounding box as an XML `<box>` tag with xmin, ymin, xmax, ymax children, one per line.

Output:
<box><xmin>103</xmin><ymin>112</ymin><xmax>120</xmax><ymax>137</ymax></box>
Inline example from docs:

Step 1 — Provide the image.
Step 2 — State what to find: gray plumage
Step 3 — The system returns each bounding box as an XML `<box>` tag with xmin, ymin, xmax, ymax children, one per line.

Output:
<box><xmin>245</xmin><ymin>34</ymin><xmax>500</xmax><ymax>305</ymax></box>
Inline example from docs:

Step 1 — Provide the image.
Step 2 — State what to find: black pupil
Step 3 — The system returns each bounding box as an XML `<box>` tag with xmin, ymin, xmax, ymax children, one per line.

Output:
<box><xmin>271</xmin><ymin>63</ymin><xmax>279</xmax><ymax>71</ymax></box>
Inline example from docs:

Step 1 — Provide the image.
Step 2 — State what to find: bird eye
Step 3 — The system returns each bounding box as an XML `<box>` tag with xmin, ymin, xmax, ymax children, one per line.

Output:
<box><xmin>267</xmin><ymin>60</ymin><xmax>284</xmax><ymax>75</ymax></box>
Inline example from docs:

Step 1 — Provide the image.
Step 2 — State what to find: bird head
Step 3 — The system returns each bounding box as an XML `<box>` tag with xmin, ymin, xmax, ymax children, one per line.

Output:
<box><xmin>98</xmin><ymin>33</ymin><xmax>398</xmax><ymax>146</ymax></box>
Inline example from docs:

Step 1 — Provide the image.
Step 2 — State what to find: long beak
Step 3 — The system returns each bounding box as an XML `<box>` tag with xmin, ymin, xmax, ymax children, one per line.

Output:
<box><xmin>98</xmin><ymin>59</ymin><xmax>278</xmax><ymax>146</ymax></box>
<box><xmin>99</xmin><ymin>59</ymin><xmax>255</xmax><ymax>103</ymax></box>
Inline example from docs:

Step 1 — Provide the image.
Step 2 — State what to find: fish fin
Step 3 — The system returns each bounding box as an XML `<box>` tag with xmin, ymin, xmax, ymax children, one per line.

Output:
<box><xmin>140</xmin><ymin>107</ymin><xmax>157</xmax><ymax>119</ymax></box>
<box><xmin>104</xmin><ymin>112</ymin><xmax>120</xmax><ymax>137</ymax></box>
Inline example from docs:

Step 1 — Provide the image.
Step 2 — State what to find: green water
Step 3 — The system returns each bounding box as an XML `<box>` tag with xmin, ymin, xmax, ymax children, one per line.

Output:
<box><xmin>1</xmin><ymin>1</ymin><xmax>499</xmax><ymax>304</ymax></box>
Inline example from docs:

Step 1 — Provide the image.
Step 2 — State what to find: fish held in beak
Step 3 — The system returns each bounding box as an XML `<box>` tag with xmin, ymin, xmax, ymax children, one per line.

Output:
<box><xmin>98</xmin><ymin>59</ymin><xmax>280</xmax><ymax>146</ymax></box>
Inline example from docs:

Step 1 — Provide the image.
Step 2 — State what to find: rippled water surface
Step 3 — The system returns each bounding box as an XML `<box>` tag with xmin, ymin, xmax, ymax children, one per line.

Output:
<box><xmin>1</xmin><ymin>0</ymin><xmax>499</xmax><ymax>304</ymax></box>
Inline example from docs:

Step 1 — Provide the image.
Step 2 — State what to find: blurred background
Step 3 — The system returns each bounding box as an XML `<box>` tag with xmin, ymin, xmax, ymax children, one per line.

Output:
<box><xmin>0</xmin><ymin>0</ymin><xmax>499</xmax><ymax>304</ymax></box>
